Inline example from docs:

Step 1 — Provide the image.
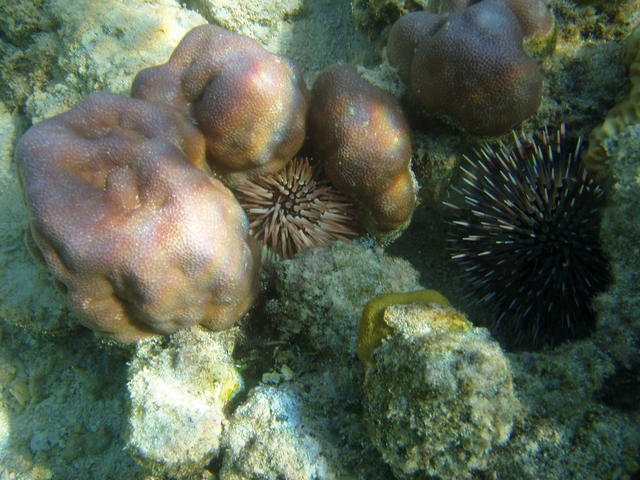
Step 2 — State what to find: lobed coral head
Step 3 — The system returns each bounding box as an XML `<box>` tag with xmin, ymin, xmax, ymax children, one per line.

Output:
<box><xmin>446</xmin><ymin>0</ymin><xmax>554</xmax><ymax>41</ymax></box>
<box><xmin>16</xmin><ymin>92</ymin><xmax>260</xmax><ymax>343</ymax></box>
<box><xmin>132</xmin><ymin>24</ymin><xmax>308</xmax><ymax>187</ymax></box>
<box><xmin>308</xmin><ymin>64</ymin><xmax>416</xmax><ymax>234</ymax></box>
<box><xmin>388</xmin><ymin>0</ymin><xmax>553</xmax><ymax>136</ymax></box>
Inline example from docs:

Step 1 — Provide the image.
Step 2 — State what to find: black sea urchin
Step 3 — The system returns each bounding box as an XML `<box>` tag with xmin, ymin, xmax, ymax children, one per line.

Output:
<box><xmin>444</xmin><ymin>126</ymin><xmax>610</xmax><ymax>348</ymax></box>
<box><xmin>235</xmin><ymin>157</ymin><xmax>358</xmax><ymax>259</ymax></box>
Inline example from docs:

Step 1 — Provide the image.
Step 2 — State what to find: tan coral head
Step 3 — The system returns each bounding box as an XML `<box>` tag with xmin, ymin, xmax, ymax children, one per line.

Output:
<box><xmin>15</xmin><ymin>92</ymin><xmax>260</xmax><ymax>343</ymax></box>
<box><xmin>131</xmin><ymin>24</ymin><xmax>309</xmax><ymax>188</ymax></box>
<box><xmin>308</xmin><ymin>64</ymin><xmax>416</xmax><ymax>235</ymax></box>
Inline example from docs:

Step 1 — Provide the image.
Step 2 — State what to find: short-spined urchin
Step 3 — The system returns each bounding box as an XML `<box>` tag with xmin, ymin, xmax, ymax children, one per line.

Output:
<box><xmin>444</xmin><ymin>126</ymin><xmax>610</xmax><ymax>348</ymax></box>
<box><xmin>235</xmin><ymin>157</ymin><xmax>358</xmax><ymax>259</ymax></box>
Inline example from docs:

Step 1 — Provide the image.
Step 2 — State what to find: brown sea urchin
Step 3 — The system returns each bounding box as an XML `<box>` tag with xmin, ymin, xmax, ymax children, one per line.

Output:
<box><xmin>235</xmin><ymin>158</ymin><xmax>358</xmax><ymax>259</ymax></box>
<box><xmin>444</xmin><ymin>126</ymin><xmax>610</xmax><ymax>348</ymax></box>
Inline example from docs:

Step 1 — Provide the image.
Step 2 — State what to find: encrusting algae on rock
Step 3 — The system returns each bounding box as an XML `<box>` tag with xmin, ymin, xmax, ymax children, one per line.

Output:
<box><xmin>357</xmin><ymin>288</ymin><xmax>464</xmax><ymax>364</ymax></box>
<box><xmin>584</xmin><ymin>23</ymin><xmax>640</xmax><ymax>178</ymax></box>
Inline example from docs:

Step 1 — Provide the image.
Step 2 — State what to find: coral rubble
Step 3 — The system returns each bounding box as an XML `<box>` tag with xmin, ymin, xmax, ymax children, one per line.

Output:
<box><xmin>267</xmin><ymin>242</ymin><xmax>422</xmax><ymax>358</ymax></box>
<box><xmin>126</xmin><ymin>328</ymin><xmax>241</xmax><ymax>476</ymax></box>
<box><xmin>363</xmin><ymin>303</ymin><xmax>519</xmax><ymax>479</ymax></box>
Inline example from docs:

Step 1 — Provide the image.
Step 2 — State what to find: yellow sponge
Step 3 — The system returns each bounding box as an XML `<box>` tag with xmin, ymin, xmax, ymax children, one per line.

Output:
<box><xmin>357</xmin><ymin>289</ymin><xmax>468</xmax><ymax>364</ymax></box>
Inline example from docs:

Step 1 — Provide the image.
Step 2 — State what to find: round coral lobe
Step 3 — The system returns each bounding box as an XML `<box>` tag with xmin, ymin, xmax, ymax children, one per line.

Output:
<box><xmin>502</xmin><ymin>0</ymin><xmax>554</xmax><ymax>40</ymax></box>
<box><xmin>131</xmin><ymin>24</ymin><xmax>308</xmax><ymax>187</ymax></box>
<box><xmin>308</xmin><ymin>64</ymin><xmax>416</xmax><ymax>233</ymax></box>
<box><xmin>388</xmin><ymin>0</ymin><xmax>546</xmax><ymax>136</ymax></box>
<box><xmin>387</xmin><ymin>11</ymin><xmax>445</xmax><ymax>85</ymax></box>
<box><xmin>16</xmin><ymin>92</ymin><xmax>259</xmax><ymax>342</ymax></box>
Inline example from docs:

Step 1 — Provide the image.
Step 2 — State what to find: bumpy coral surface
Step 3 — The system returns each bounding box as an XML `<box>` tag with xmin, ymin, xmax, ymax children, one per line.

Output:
<box><xmin>500</xmin><ymin>0</ymin><xmax>554</xmax><ymax>42</ymax></box>
<box><xmin>446</xmin><ymin>0</ymin><xmax>554</xmax><ymax>42</ymax></box>
<box><xmin>308</xmin><ymin>64</ymin><xmax>416</xmax><ymax>233</ymax></box>
<box><xmin>388</xmin><ymin>0</ymin><xmax>553</xmax><ymax>135</ymax></box>
<box><xmin>15</xmin><ymin>92</ymin><xmax>259</xmax><ymax>343</ymax></box>
<box><xmin>132</xmin><ymin>24</ymin><xmax>308</xmax><ymax>187</ymax></box>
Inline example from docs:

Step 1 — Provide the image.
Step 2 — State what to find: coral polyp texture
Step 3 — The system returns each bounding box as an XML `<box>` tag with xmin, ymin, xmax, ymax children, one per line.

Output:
<box><xmin>308</xmin><ymin>64</ymin><xmax>416</xmax><ymax>234</ymax></box>
<box><xmin>445</xmin><ymin>126</ymin><xmax>610</xmax><ymax>348</ymax></box>
<box><xmin>15</xmin><ymin>92</ymin><xmax>259</xmax><ymax>343</ymax></box>
<box><xmin>132</xmin><ymin>24</ymin><xmax>308</xmax><ymax>187</ymax></box>
<box><xmin>235</xmin><ymin>157</ymin><xmax>358</xmax><ymax>259</ymax></box>
<box><xmin>448</xmin><ymin>0</ymin><xmax>555</xmax><ymax>46</ymax></box>
<box><xmin>387</xmin><ymin>0</ymin><xmax>553</xmax><ymax>136</ymax></box>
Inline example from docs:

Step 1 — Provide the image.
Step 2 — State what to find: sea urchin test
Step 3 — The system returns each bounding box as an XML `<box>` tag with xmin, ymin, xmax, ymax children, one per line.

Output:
<box><xmin>444</xmin><ymin>126</ymin><xmax>610</xmax><ymax>348</ymax></box>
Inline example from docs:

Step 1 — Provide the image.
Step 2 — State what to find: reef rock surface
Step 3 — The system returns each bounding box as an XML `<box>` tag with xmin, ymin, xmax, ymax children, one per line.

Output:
<box><xmin>1</xmin><ymin>1</ymin><xmax>639</xmax><ymax>479</ymax></box>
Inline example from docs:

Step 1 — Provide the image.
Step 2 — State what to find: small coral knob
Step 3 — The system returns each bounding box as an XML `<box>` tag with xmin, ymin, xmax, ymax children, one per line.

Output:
<box><xmin>308</xmin><ymin>64</ymin><xmax>416</xmax><ymax>234</ymax></box>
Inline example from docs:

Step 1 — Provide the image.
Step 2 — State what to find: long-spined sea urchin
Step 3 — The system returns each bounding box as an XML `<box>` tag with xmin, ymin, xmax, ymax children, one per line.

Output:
<box><xmin>444</xmin><ymin>125</ymin><xmax>610</xmax><ymax>348</ymax></box>
<box><xmin>235</xmin><ymin>157</ymin><xmax>358</xmax><ymax>259</ymax></box>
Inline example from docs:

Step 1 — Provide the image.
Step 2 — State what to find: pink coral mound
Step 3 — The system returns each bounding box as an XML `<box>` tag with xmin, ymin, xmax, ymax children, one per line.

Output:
<box><xmin>132</xmin><ymin>24</ymin><xmax>308</xmax><ymax>187</ymax></box>
<box><xmin>309</xmin><ymin>65</ymin><xmax>416</xmax><ymax>233</ymax></box>
<box><xmin>16</xmin><ymin>92</ymin><xmax>259</xmax><ymax>342</ymax></box>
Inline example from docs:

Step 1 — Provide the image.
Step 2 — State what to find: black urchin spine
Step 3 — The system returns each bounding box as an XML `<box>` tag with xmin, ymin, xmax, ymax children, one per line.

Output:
<box><xmin>445</xmin><ymin>126</ymin><xmax>610</xmax><ymax>348</ymax></box>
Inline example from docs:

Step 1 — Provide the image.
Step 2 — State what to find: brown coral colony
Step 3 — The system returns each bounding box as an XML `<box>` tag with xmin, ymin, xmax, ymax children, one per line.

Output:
<box><xmin>14</xmin><ymin>0</ymin><xmax>558</xmax><ymax>342</ymax></box>
<box><xmin>16</xmin><ymin>92</ymin><xmax>260</xmax><ymax>343</ymax></box>
<box><xmin>388</xmin><ymin>0</ymin><xmax>554</xmax><ymax>136</ymax></box>
<box><xmin>308</xmin><ymin>65</ymin><xmax>416</xmax><ymax>233</ymax></box>
<box><xmin>131</xmin><ymin>25</ymin><xmax>309</xmax><ymax>187</ymax></box>
<box><xmin>15</xmin><ymin>24</ymin><xmax>417</xmax><ymax>341</ymax></box>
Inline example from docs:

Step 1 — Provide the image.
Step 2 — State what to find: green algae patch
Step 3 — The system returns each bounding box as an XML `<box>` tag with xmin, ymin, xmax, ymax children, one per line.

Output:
<box><xmin>357</xmin><ymin>288</ymin><xmax>467</xmax><ymax>364</ymax></box>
